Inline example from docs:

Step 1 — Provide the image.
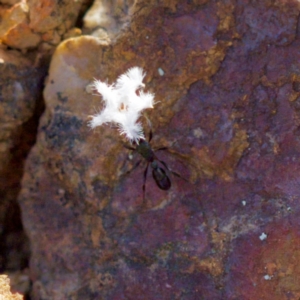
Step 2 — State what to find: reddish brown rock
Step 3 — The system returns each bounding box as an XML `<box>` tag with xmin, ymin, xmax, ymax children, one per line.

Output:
<box><xmin>0</xmin><ymin>2</ymin><xmax>41</xmax><ymax>49</ymax></box>
<box><xmin>0</xmin><ymin>48</ymin><xmax>47</xmax><ymax>280</ymax></box>
<box><xmin>225</xmin><ymin>216</ymin><xmax>300</xmax><ymax>299</ymax></box>
<box><xmin>0</xmin><ymin>48</ymin><xmax>45</xmax><ymax>208</ymax></box>
<box><xmin>18</xmin><ymin>0</ymin><xmax>300</xmax><ymax>299</ymax></box>
<box><xmin>0</xmin><ymin>0</ymin><xmax>89</xmax><ymax>276</ymax></box>
<box><xmin>28</xmin><ymin>0</ymin><xmax>82</xmax><ymax>33</ymax></box>
<box><xmin>0</xmin><ymin>0</ymin><xmax>84</xmax><ymax>50</ymax></box>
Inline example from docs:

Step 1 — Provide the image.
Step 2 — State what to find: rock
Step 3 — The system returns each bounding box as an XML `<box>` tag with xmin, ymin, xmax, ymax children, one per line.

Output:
<box><xmin>2</xmin><ymin>24</ymin><xmax>41</xmax><ymax>50</ymax></box>
<box><xmin>4</xmin><ymin>270</ymin><xmax>30</xmax><ymax>297</ymax></box>
<box><xmin>0</xmin><ymin>0</ymin><xmax>84</xmax><ymax>50</ymax></box>
<box><xmin>83</xmin><ymin>0</ymin><xmax>135</xmax><ymax>36</ymax></box>
<box><xmin>0</xmin><ymin>0</ymin><xmax>19</xmax><ymax>4</ymax></box>
<box><xmin>18</xmin><ymin>0</ymin><xmax>300</xmax><ymax>299</ymax></box>
<box><xmin>0</xmin><ymin>48</ymin><xmax>47</xmax><ymax>280</ymax></box>
<box><xmin>28</xmin><ymin>0</ymin><xmax>82</xmax><ymax>33</ymax></box>
<box><xmin>0</xmin><ymin>2</ymin><xmax>41</xmax><ymax>49</ymax></box>
<box><xmin>0</xmin><ymin>0</ymin><xmax>88</xmax><ymax>297</ymax></box>
<box><xmin>0</xmin><ymin>275</ymin><xmax>23</xmax><ymax>300</ymax></box>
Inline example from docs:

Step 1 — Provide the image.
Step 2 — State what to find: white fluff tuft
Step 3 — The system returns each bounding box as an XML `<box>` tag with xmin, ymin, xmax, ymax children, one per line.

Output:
<box><xmin>116</xmin><ymin>67</ymin><xmax>145</xmax><ymax>92</ymax></box>
<box><xmin>118</xmin><ymin>119</ymin><xmax>145</xmax><ymax>144</ymax></box>
<box><xmin>88</xmin><ymin>67</ymin><xmax>154</xmax><ymax>143</ymax></box>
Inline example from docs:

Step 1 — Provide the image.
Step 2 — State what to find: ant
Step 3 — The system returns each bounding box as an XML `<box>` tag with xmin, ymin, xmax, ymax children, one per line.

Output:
<box><xmin>124</xmin><ymin>130</ymin><xmax>181</xmax><ymax>200</ymax></box>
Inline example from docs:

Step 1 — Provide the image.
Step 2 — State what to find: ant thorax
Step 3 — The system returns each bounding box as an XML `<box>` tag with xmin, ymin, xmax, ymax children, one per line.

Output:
<box><xmin>136</xmin><ymin>139</ymin><xmax>155</xmax><ymax>162</ymax></box>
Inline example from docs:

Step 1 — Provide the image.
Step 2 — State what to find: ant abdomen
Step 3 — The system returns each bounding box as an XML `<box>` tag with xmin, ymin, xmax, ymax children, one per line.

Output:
<box><xmin>152</xmin><ymin>166</ymin><xmax>171</xmax><ymax>190</ymax></box>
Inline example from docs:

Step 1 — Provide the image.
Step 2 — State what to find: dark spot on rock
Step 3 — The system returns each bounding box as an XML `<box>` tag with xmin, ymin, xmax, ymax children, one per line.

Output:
<box><xmin>292</xmin><ymin>81</ymin><xmax>300</xmax><ymax>92</ymax></box>
<box><xmin>44</xmin><ymin>112</ymin><xmax>82</xmax><ymax>149</ymax></box>
<box><xmin>92</xmin><ymin>179</ymin><xmax>110</xmax><ymax>200</ymax></box>
<box><xmin>57</xmin><ymin>92</ymin><xmax>68</xmax><ymax>103</ymax></box>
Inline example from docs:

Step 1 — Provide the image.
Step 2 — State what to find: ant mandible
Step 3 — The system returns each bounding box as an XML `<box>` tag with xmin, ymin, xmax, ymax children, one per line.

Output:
<box><xmin>124</xmin><ymin>130</ymin><xmax>178</xmax><ymax>200</ymax></box>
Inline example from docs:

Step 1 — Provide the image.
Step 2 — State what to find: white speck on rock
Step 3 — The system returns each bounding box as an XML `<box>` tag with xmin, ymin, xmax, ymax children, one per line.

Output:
<box><xmin>193</xmin><ymin>127</ymin><xmax>204</xmax><ymax>138</ymax></box>
<box><xmin>264</xmin><ymin>274</ymin><xmax>272</xmax><ymax>280</ymax></box>
<box><xmin>158</xmin><ymin>68</ymin><xmax>164</xmax><ymax>76</ymax></box>
<box><xmin>259</xmin><ymin>232</ymin><xmax>267</xmax><ymax>241</ymax></box>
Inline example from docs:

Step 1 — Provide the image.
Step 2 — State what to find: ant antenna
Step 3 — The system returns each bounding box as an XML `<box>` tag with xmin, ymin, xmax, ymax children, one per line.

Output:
<box><xmin>143</xmin><ymin>114</ymin><xmax>153</xmax><ymax>130</ymax></box>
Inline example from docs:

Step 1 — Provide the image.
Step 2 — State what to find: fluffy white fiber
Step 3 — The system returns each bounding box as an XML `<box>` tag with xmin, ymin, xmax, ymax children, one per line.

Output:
<box><xmin>88</xmin><ymin>67</ymin><xmax>155</xmax><ymax>144</ymax></box>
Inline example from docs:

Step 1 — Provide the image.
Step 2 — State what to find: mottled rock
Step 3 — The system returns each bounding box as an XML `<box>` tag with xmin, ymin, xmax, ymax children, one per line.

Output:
<box><xmin>83</xmin><ymin>0</ymin><xmax>135</xmax><ymax>36</ymax></box>
<box><xmin>18</xmin><ymin>0</ymin><xmax>300</xmax><ymax>299</ymax></box>
<box><xmin>0</xmin><ymin>48</ymin><xmax>44</xmax><ymax>198</ymax></box>
<box><xmin>225</xmin><ymin>216</ymin><xmax>300</xmax><ymax>299</ymax></box>
<box><xmin>0</xmin><ymin>48</ymin><xmax>46</xmax><ymax>276</ymax></box>
<box><xmin>28</xmin><ymin>0</ymin><xmax>82</xmax><ymax>33</ymax></box>
<box><xmin>0</xmin><ymin>0</ymin><xmax>87</xmax><ymax>294</ymax></box>
<box><xmin>0</xmin><ymin>0</ymin><xmax>84</xmax><ymax>50</ymax></box>
<box><xmin>0</xmin><ymin>2</ymin><xmax>41</xmax><ymax>49</ymax></box>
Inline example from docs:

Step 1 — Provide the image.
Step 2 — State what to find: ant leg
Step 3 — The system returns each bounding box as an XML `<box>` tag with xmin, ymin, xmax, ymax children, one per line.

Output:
<box><xmin>158</xmin><ymin>159</ymin><xmax>189</xmax><ymax>182</ymax></box>
<box><xmin>157</xmin><ymin>159</ymin><xmax>168</xmax><ymax>170</ymax></box>
<box><xmin>154</xmin><ymin>139</ymin><xmax>179</xmax><ymax>152</ymax></box>
<box><xmin>122</xmin><ymin>143</ymin><xmax>135</xmax><ymax>151</ymax></box>
<box><xmin>142</xmin><ymin>162</ymin><xmax>150</xmax><ymax>206</ymax></box>
<box><xmin>120</xmin><ymin>143</ymin><xmax>139</xmax><ymax>174</ymax></box>
<box><xmin>121</xmin><ymin>159</ymin><xmax>142</xmax><ymax>177</ymax></box>
<box><xmin>154</xmin><ymin>146</ymin><xmax>168</xmax><ymax>151</ymax></box>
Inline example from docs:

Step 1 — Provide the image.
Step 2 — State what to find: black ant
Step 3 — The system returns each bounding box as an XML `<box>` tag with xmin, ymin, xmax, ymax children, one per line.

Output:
<box><xmin>124</xmin><ymin>130</ymin><xmax>181</xmax><ymax>200</ymax></box>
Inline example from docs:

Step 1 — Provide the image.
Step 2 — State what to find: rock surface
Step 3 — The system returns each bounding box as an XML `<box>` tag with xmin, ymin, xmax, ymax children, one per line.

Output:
<box><xmin>83</xmin><ymin>0</ymin><xmax>135</xmax><ymax>36</ymax></box>
<box><xmin>0</xmin><ymin>275</ymin><xmax>23</xmax><ymax>300</ymax></box>
<box><xmin>0</xmin><ymin>0</ymin><xmax>84</xmax><ymax>50</ymax></box>
<box><xmin>16</xmin><ymin>0</ymin><xmax>300</xmax><ymax>299</ymax></box>
<box><xmin>0</xmin><ymin>48</ymin><xmax>47</xmax><ymax>280</ymax></box>
<box><xmin>0</xmin><ymin>0</ymin><xmax>87</xmax><ymax>295</ymax></box>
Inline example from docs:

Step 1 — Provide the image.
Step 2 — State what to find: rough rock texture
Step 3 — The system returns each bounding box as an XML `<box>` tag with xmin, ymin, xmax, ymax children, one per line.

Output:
<box><xmin>0</xmin><ymin>1</ymin><xmax>127</xmax><ymax>298</ymax></box>
<box><xmin>0</xmin><ymin>0</ymin><xmax>85</xmax><ymax>50</ymax></box>
<box><xmin>18</xmin><ymin>0</ymin><xmax>300</xmax><ymax>299</ymax></box>
<box><xmin>83</xmin><ymin>0</ymin><xmax>135</xmax><ymax>37</ymax></box>
<box><xmin>0</xmin><ymin>0</ymin><xmax>89</xmax><ymax>283</ymax></box>
<box><xmin>0</xmin><ymin>48</ymin><xmax>47</xmax><ymax>279</ymax></box>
